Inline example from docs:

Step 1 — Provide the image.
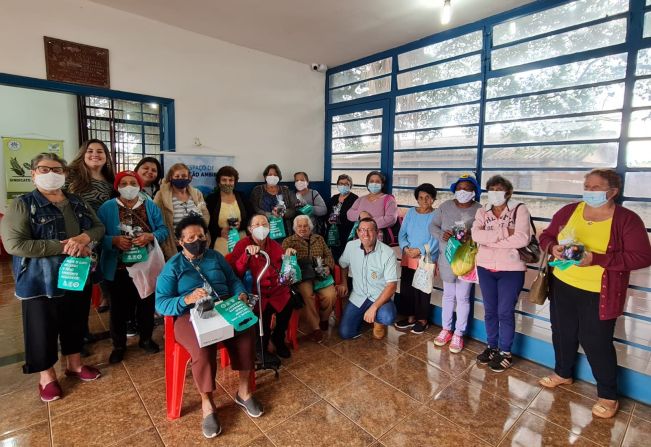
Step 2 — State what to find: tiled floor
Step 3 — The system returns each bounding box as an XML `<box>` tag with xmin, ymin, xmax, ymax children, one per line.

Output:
<box><xmin>1</xmin><ymin>260</ymin><xmax>651</xmax><ymax>446</ymax></box>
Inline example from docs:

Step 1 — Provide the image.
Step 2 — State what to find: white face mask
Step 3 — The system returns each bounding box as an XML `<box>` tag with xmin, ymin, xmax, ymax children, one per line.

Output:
<box><xmin>33</xmin><ymin>172</ymin><xmax>65</xmax><ymax>191</ymax></box>
<box><xmin>251</xmin><ymin>226</ymin><xmax>270</xmax><ymax>241</ymax></box>
<box><xmin>118</xmin><ymin>185</ymin><xmax>140</xmax><ymax>201</ymax></box>
<box><xmin>265</xmin><ymin>175</ymin><xmax>280</xmax><ymax>186</ymax></box>
<box><xmin>455</xmin><ymin>190</ymin><xmax>474</xmax><ymax>204</ymax></box>
<box><xmin>295</xmin><ymin>180</ymin><xmax>308</xmax><ymax>191</ymax></box>
<box><xmin>487</xmin><ymin>190</ymin><xmax>507</xmax><ymax>207</ymax></box>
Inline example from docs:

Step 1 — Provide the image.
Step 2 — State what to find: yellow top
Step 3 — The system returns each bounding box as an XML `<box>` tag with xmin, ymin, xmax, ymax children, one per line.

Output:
<box><xmin>213</xmin><ymin>201</ymin><xmax>243</xmax><ymax>255</ymax></box>
<box><xmin>553</xmin><ymin>202</ymin><xmax>612</xmax><ymax>292</ymax></box>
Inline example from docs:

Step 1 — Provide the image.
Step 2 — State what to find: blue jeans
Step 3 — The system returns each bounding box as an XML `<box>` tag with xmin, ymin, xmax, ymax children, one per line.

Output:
<box><xmin>477</xmin><ymin>267</ymin><xmax>525</xmax><ymax>353</ymax></box>
<box><xmin>339</xmin><ymin>298</ymin><xmax>397</xmax><ymax>339</ymax></box>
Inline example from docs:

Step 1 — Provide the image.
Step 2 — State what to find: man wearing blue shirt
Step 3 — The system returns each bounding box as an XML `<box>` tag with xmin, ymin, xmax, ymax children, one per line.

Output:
<box><xmin>337</xmin><ymin>218</ymin><xmax>398</xmax><ymax>340</ymax></box>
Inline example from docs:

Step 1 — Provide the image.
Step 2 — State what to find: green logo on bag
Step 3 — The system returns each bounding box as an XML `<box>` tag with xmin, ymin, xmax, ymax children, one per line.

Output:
<box><xmin>57</xmin><ymin>256</ymin><xmax>91</xmax><ymax>291</ymax></box>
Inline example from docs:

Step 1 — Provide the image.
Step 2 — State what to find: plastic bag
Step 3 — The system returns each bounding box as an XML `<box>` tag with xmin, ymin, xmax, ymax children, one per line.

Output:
<box><xmin>553</xmin><ymin>226</ymin><xmax>585</xmax><ymax>270</ymax></box>
<box><xmin>451</xmin><ymin>242</ymin><xmax>477</xmax><ymax>277</ymax></box>
<box><xmin>227</xmin><ymin>228</ymin><xmax>240</xmax><ymax>252</ymax></box>
<box><xmin>126</xmin><ymin>239</ymin><xmax>165</xmax><ymax>298</ymax></box>
<box><xmin>444</xmin><ymin>237</ymin><xmax>462</xmax><ymax>264</ymax></box>
<box><xmin>279</xmin><ymin>254</ymin><xmax>302</xmax><ymax>285</ymax></box>
<box><xmin>411</xmin><ymin>244</ymin><xmax>435</xmax><ymax>294</ymax></box>
<box><xmin>269</xmin><ymin>216</ymin><xmax>286</xmax><ymax>240</ymax></box>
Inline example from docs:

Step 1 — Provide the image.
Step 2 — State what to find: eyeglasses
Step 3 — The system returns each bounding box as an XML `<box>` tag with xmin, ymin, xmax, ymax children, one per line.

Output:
<box><xmin>358</xmin><ymin>228</ymin><xmax>376</xmax><ymax>234</ymax></box>
<box><xmin>35</xmin><ymin>166</ymin><xmax>65</xmax><ymax>174</ymax></box>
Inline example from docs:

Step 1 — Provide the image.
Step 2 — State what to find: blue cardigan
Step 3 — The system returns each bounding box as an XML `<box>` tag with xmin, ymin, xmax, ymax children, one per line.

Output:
<box><xmin>96</xmin><ymin>198</ymin><xmax>169</xmax><ymax>281</ymax></box>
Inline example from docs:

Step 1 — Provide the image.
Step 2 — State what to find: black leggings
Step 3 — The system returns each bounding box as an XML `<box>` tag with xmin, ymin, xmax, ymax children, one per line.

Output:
<box><xmin>107</xmin><ymin>269</ymin><xmax>155</xmax><ymax>349</ymax></box>
<box><xmin>398</xmin><ymin>267</ymin><xmax>431</xmax><ymax>321</ymax></box>
<box><xmin>261</xmin><ymin>300</ymin><xmax>293</xmax><ymax>348</ymax></box>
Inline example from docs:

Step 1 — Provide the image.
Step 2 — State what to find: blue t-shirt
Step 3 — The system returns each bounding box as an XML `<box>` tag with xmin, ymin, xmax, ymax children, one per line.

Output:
<box><xmin>398</xmin><ymin>207</ymin><xmax>439</xmax><ymax>261</ymax></box>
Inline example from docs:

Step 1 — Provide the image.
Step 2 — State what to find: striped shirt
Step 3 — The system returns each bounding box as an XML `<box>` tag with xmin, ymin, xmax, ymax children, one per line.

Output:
<box><xmin>172</xmin><ymin>197</ymin><xmax>199</xmax><ymax>226</ymax></box>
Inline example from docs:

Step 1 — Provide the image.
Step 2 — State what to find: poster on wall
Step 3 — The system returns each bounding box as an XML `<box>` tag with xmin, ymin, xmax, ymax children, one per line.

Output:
<box><xmin>3</xmin><ymin>137</ymin><xmax>63</xmax><ymax>200</ymax></box>
<box><xmin>162</xmin><ymin>154</ymin><xmax>235</xmax><ymax>196</ymax></box>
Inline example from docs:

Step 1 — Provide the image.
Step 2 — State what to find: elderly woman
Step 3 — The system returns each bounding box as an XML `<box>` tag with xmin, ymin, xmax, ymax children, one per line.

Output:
<box><xmin>347</xmin><ymin>171</ymin><xmax>398</xmax><ymax>244</ymax></box>
<box><xmin>135</xmin><ymin>156</ymin><xmax>163</xmax><ymax>199</ymax></box>
<box><xmin>97</xmin><ymin>171</ymin><xmax>169</xmax><ymax>364</ymax></box>
<box><xmin>394</xmin><ymin>183</ymin><xmax>438</xmax><ymax>335</ymax></box>
<box><xmin>282</xmin><ymin>215</ymin><xmax>337</xmax><ymax>343</ymax></box>
<box><xmin>327</xmin><ymin>174</ymin><xmax>359</xmax><ymax>261</ymax></box>
<box><xmin>293</xmin><ymin>171</ymin><xmax>327</xmax><ymax>230</ymax></box>
<box><xmin>249</xmin><ymin>164</ymin><xmax>297</xmax><ymax>239</ymax></box>
<box><xmin>539</xmin><ymin>169</ymin><xmax>651</xmax><ymax>418</ymax></box>
<box><xmin>156</xmin><ymin>214</ymin><xmax>263</xmax><ymax>438</ymax></box>
<box><xmin>154</xmin><ymin>163</ymin><xmax>210</xmax><ymax>259</ymax></box>
<box><xmin>1</xmin><ymin>153</ymin><xmax>104</xmax><ymax>402</ymax></box>
<box><xmin>230</xmin><ymin>214</ymin><xmax>294</xmax><ymax>359</ymax></box>
<box><xmin>206</xmin><ymin>166</ymin><xmax>253</xmax><ymax>255</ymax></box>
<box><xmin>472</xmin><ymin>175</ymin><xmax>531</xmax><ymax>372</ymax></box>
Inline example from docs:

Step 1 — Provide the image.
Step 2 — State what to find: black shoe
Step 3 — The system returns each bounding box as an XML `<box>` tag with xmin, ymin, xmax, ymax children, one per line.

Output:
<box><xmin>83</xmin><ymin>333</ymin><xmax>98</xmax><ymax>344</ymax></box>
<box><xmin>489</xmin><ymin>352</ymin><xmax>513</xmax><ymax>373</ymax></box>
<box><xmin>476</xmin><ymin>347</ymin><xmax>498</xmax><ymax>365</ymax></box>
<box><xmin>126</xmin><ymin>321</ymin><xmax>138</xmax><ymax>338</ymax></box>
<box><xmin>394</xmin><ymin>319</ymin><xmax>415</xmax><ymax>330</ymax></box>
<box><xmin>411</xmin><ymin>322</ymin><xmax>429</xmax><ymax>334</ymax></box>
<box><xmin>274</xmin><ymin>341</ymin><xmax>291</xmax><ymax>359</ymax></box>
<box><xmin>256</xmin><ymin>350</ymin><xmax>281</xmax><ymax>369</ymax></box>
<box><xmin>109</xmin><ymin>347</ymin><xmax>126</xmax><ymax>364</ymax></box>
<box><xmin>139</xmin><ymin>339</ymin><xmax>160</xmax><ymax>354</ymax></box>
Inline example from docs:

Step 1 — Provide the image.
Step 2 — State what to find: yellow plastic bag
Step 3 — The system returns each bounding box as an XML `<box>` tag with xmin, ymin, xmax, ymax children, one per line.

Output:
<box><xmin>451</xmin><ymin>242</ymin><xmax>477</xmax><ymax>277</ymax></box>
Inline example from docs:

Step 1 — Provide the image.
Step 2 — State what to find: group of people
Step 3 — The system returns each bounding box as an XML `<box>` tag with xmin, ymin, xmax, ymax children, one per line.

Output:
<box><xmin>2</xmin><ymin>140</ymin><xmax>650</xmax><ymax>438</ymax></box>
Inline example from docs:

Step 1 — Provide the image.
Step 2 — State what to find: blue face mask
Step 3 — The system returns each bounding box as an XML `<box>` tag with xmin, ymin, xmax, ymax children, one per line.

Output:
<box><xmin>337</xmin><ymin>185</ymin><xmax>350</xmax><ymax>195</ymax></box>
<box><xmin>367</xmin><ymin>183</ymin><xmax>382</xmax><ymax>194</ymax></box>
<box><xmin>583</xmin><ymin>190</ymin><xmax>609</xmax><ymax>208</ymax></box>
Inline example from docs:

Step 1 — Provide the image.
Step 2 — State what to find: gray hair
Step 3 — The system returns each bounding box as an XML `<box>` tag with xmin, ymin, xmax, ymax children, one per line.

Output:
<box><xmin>292</xmin><ymin>214</ymin><xmax>314</xmax><ymax>232</ymax></box>
<box><xmin>31</xmin><ymin>152</ymin><xmax>67</xmax><ymax>169</ymax></box>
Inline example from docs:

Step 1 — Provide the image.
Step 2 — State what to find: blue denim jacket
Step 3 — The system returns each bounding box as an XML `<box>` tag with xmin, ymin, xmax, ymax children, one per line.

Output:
<box><xmin>12</xmin><ymin>190</ymin><xmax>95</xmax><ymax>299</ymax></box>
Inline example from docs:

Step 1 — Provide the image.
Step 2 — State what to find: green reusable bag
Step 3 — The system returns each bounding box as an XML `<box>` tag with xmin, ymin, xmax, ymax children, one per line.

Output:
<box><xmin>227</xmin><ymin>228</ymin><xmax>240</xmax><ymax>252</ymax></box>
<box><xmin>57</xmin><ymin>256</ymin><xmax>91</xmax><ymax>291</ymax></box>
<box><xmin>299</xmin><ymin>204</ymin><xmax>314</xmax><ymax>216</ymax></box>
<box><xmin>444</xmin><ymin>238</ymin><xmax>462</xmax><ymax>264</ymax></box>
<box><xmin>121</xmin><ymin>245</ymin><xmax>148</xmax><ymax>263</ymax></box>
<box><xmin>326</xmin><ymin>224</ymin><xmax>339</xmax><ymax>247</ymax></box>
<box><xmin>314</xmin><ymin>274</ymin><xmax>335</xmax><ymax>291</ymax></box>
<box><xmin>279</xmin><ymin>254</ymin><xmax>302</xmax><ymax>285</ymax></box>
<box><xmin>269</xmin><ymin>216</ymin><xmax>286</xmax><ymax>240</ymax></box>
<box><xmin>348</xmin><ymin>221</ymin><xmax>360</xmax><ymax>241</ymax></box>
<box><xmin>214</xmin><ymin>295</ymin><xmax>258</xmax><ymax>332</ymax></box>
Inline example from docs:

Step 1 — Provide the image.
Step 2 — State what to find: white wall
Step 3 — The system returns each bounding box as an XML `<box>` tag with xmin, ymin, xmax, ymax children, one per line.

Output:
<box><xmin>0</xmin><ymin>85</ymin><xmax>79</xmax><ymax>211</ymax></box>
<box><xmin>0</xmin><ymin>0</ymin><xmax>325</xmax><ymax>184</ymax></box>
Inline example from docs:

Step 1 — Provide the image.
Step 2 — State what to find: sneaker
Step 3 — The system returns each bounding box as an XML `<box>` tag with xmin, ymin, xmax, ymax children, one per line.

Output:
<box><xmin>109</xmin><ymin>347</ymin><xmax>126</xmax><ymax>364</ymax></box>
<box><xmin>489</xmin><ymin>352</ymin><xmax>513</xmax><ymax>373</ymax></box>
<box><xmin>235</xmin><ymin>393</ymin><xmax>264</xmax><ymax>418</ymax></box>
<box><xmin>394</xmin><ymin>319</ymin><xmax>415</xmax><ymax>330</ymax></box>
<box><xmin>202</xmin><ymin>413</ymin><xmax>222</xmax><ymax>438</ymax></box>
<box><xmin>476</xmin><ymin>347</ymin><xmax>498</xmax><ymax>364</ymax></box>
<box><xmin>372</xmin><ymin>323</ymin><xmax>387</xmax><ymax>340</ymax></box>
<box><xmin>411</xmin><ymin>322</ymin><xmax>429</xmax><ymax>334</ymax></box>
<box><xmin>64</xmin><ymin>365</ymin><xmax>101</xmax><ymax>382</ymax></box>
<box><xmin>38</xmin><ymin>381</ymin><xmax>62</xmax><ymax>402</ymax></box>
<box><xmin>433</xmin><ymin>329</ymin><xmax>453</xmax><ymax>346</ymax></box>
<box><xmin>139</xmin><ymin>339</ymin><xmax>160</xmax><ymax>354</ymax></box>
<box><xmin>126</xmin><ymin>321</ymin><xmax>138</xmax><ymax>337</ymax></box>
<box><xmin>449</xmin><ymin>334</ymin><xmax>464</xmax><ymax>354</ymax></box>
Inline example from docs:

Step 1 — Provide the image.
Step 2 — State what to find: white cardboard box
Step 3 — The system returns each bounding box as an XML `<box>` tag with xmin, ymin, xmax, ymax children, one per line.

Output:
<box><xmin>190</xmin><ymin>307</ymin><xmax>234</xmax><ymax>348</ymax></box>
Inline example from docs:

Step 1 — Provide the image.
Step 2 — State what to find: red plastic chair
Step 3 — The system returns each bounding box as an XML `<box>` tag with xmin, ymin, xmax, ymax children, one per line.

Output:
<box><xmin>285</xmin><ymin>309</ymin><xmax>300</xmax><ymax>350</ymax></box>
<box><xmin>164</xmin><ymin>316</ymin><xmax>255</xmax><ymax>421</ymax></box>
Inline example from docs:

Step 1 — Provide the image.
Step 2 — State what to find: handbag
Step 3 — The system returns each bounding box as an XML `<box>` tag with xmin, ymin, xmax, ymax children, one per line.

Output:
<box><xmin>411</xmin><ymin>244</ymin><xmax>435</xmax><ymax>294</ymax></box>
<box><xmin>514</xmin><ymin>203</ymin><xmax>541</xmax><ymax>264</ymax></box>
<box><xmin>529</xmin><ymin>253</ymin><xmax>550</xmax><ymax>305</ymax></box>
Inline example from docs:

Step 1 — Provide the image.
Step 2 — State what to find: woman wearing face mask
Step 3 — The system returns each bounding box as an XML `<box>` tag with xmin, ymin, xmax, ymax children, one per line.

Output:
<box><xmin>229</xmin><ymin>214</ymin><xmax>295</xmax><ymax>360</ymax></box>
<box><xmin>538</xmin><ymin>169</ymin><xmax>651</xmax><ymax>418</ymax></box>
<box><xmin>293</xmin><ymin>171</ymin><xmax>327</xmax><ymax>231</ymax></box>
<box><xmin>135</xmin><ymin>157</ymin><xmax>163</xmax><ymax>199</ymax></box>
<box><xmin>429</xmin><ymin>174</ymin><xmax>482</xmax><ymax>352</ymax></box>
<box><xmin>1</xmin><ymin>153</ymin><xmax>104</xmax><ymax>402</ymax></box>
<box><xmin>97</xmin><ymin>171</ymin><xmax>169</xmax><ymax>364</ymax></box>
<box><xmin>346</xmin><ymin>171</ymin><xmax>398</xmax><ymax>243</ymax></box>
<box><xmin>206</xmin><ymin>166</ymin><xmax>253</xmax><ymax>255</ymax></box>
<box><xmin>154</xmin><ymin>163</ymin><xmax>210</xmax><ymax>259</ymax></box>
<box><xmin>327</xmin><ymin>174</ymin><xmax>359</xmax><ymax>262</ymax></box>
<box><xmin>471</xmin><ymin>175</ymin><xmax>531</xmax><ymax>372</ymax></box>
<box><xmin>249</xmin><ymin>164</ymin><xmax>297</xmax><ymax>238</ymax></box>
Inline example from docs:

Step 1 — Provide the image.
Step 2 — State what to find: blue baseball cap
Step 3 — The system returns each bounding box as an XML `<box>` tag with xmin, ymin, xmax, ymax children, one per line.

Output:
<box><xmin>449</xmin><ymin>174</ymin><xmax>481</xmax><ymax>202</ymax></box>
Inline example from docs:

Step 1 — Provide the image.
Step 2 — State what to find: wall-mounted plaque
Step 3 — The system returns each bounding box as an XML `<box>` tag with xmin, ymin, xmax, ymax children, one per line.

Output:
<box><xmin>44</xmin><ymin>36</ymin><xmax>110</xmax><ymax>88</ymax></box>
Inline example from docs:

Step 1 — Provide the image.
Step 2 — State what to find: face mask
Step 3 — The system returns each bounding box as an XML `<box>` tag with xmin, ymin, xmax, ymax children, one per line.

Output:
<box><xmin>118</xmin><ymin>185</ymin><xmax>140</xmax><ymax>201</ymax></box>
<box><xmin>34</xmin><ymin>172</ymin><xmax>65</xmax><ymax>191</ymax></box>
<box><xmin>219</xmin><ymin>184</ymin><xmax>234</xmax><ymax>194</ymax></box>
<box><xmin>183</xmin><ymin>239</ymin><xmax>207</xmax><ymax>257</ymax></box>
<box><xmin>367</xmin><ymin>182</ymin><xmax>382</xmax><ymax>194</ymax></box>
<box><xmin>487</xmin><ymin>191</ymin><xmax>507</xmax><ymax>207</ymax></box>
<box><xmin>455</xmin><ymin>190</ymin><xmax>474</xmax><ymax>204</ymax></box>
<box><xmin>265</xmin><ymin>175</ymin><xmax>280</xmax><ymax>186</ymax></box>
<box><xmin>583</xmin><ymin>190</ymin><xmax>609</xmax><ymax>208</ymax></box>
<box><xmin>171</xmin><ymin>178</ymin><xmax>191</xmax><ymax>189</ymax></box>
<box><xmin>337</xmin><ymin>185</ymin><xmax>351</xmax><ymax>195</ymax></box>
<box><xmin>295</xmin><ymin>180</ymin><xmax>308</xmax><ymax>191</ymax></box>
<box><xmin>251</xmin><ymin>226</ymin><xmax>270</xmax><ymax>241</ymax></box>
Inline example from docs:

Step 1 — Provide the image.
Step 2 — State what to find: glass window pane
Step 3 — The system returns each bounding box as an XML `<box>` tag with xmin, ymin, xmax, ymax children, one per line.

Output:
<box><xmin>332</xmin><ymin>135</ymin><xmax>382</xmax><ymax>153</ymax></box>
<box><xmin>329</xmin><ymin>76</ymin><xmax>391</xmax><ymax>103</ymax></box>
<box><xmin>396</xmin><ymin>82</ymin><xmax>481</xmax><ymax>112</ymax></box>
<box><xmin>487</xmin><ymin>53</ymin><xmax>627</xmax><ymax>99</ymax></box>
<box><xmin>627</xmin><ymin>140</ymin><xmax>651</xmax><ymax>167</ymax></box>
<box><xmin>329</xmin><ymin>57</ymin><xmax>392</xmax><ymax>88</ymax></box>
<box><xmin>484</xmin><ymin>113</ymin><xmax>622</xmax><ymax>144</ymax></box>
<box><xmin>392</xmin><ymin>171</ymin><xmax>474</xmax><ymax>189</ymax></box>
<box><xmin>483</xmin><ymin>170</ymin><xmax>586</xmax><ymax>195</ymax></box>
<box><xmin>486</xmin><ymin>83</ymin><xmax>625</xmax><ymax>122</ymax></box>
<box><xmin>624</xmin><ymin>201</ymin><xmax>651</xmax><ymax>228</ymax></box>
<box><xmin>625</xmin><ymin>172</ymin><xmax>651</xmax><ymax>198</ymax></box>
<box><xmin>332</xmin><ymin>109</ymin><xmax>382</xmax><ymax>122</ymax></box>
<box><xmin>398</xmin><ymin>31</ymin><xmax>482</xmax><ymax>70</ymax></box>
<box><xmin>394</xmin><ymin>126</ymin><xmax>479</xmax><ymax>149</ymax></box>
<box><xmin>637</xmin><ymin>48</ymin><xmax>651</xmax><ymax>75</ymax></box>
<box><xmin>483</xmin><ymin>143</ymin><xmax>619</xmax><ymax>168</ymax></box>
<box><xmin>397</xmin><ymin>54</ymin><xmax>481</xmax><ymax>89</ymax></box>
<box><xmin>511</xmin><ymin>194</ymin><xmax>577</xmax><ymax>219</ymax></box>
<box><xmin>332</xmin><ymin>117</ymin><xmax>382</xmax><ymax>138</ymax></box>
<box><xmin>492</xmin><ymin>19</ymin><xmax>627</xmax><ymax>70</ymax></box>
<box><xmin>331</xmin><ymin>170</ymin><xmax>377</xmax><ymax>186</ymax></box>
<box><xmin>493</xmin><ymin>0</ymin><xmax>628</xmax><ymax>46</ymax></box>
<box><xmin>332</xmin><ymin>152</ymin><xmax>382</xmax><ymax>169</ymax></box>
<box><xmin>645</xmin><ymin>12</ymin><xmax>651</xmax><ymax>39</ymax></box>
<box><xmin>393</xmin><ymin>149</ymin><xmax>477</xmax><ymax>169</ymax></box>
<box><xmin>395</xmin><ymin>190</ymin><xmax>453</xmax><ymax>208</ymax></box>
<box><xmin>629</xmin><ymin>110</ymin><xmax>651</xmax><ymax>137</ymax></box>
<box><xmin>395</xmin><ymin>104</ymin><xmax>480</xmax><ymax>131</ymax></box>
<box><xmin>633</xmin><ymin>79</ymin><xmax>651</xmax><ymax>107</ymax></box>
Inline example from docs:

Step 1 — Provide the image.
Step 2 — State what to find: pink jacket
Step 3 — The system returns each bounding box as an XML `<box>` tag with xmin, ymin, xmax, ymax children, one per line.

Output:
<box><xmin>471</xmin><ymin>201</ymin><xmax>532</xmax><ymax>271</ymax></box>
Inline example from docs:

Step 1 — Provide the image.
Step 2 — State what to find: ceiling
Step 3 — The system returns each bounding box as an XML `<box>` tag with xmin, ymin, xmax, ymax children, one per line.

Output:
<box><xmin>87</xmin><ymin>0</ymin><xmax>533</xmax><ymax>68</ymax></box>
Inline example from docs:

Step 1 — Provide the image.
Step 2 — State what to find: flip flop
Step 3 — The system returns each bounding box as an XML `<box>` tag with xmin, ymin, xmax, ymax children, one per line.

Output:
<box><xmin>592</xmin><ymin>399</ymin><xmax>619</xmax><ymax>419</ymax></box>
<box><xmin>539</xmin><ymin>375</ymin><xmax>573</xmax><ymax>388</ymax></box>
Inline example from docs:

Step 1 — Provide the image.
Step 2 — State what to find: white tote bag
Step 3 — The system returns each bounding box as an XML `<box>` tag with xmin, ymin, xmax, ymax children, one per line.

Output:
<box><xmin>411</xmin><ymin>243</ymin><xmax>435</xmax><ymax>294</ymax></box>
<box><xmin>126</xmin><ymin>238</ymin><xmax>166</xmax><ymax>298</ymax></box>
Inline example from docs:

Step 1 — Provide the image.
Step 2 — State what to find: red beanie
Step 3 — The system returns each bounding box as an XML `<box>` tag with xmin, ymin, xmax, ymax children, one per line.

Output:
<box><xmin>114</xmin><ymin>170</ymin><xmax>144</xmax><ymax>190</ymax></box>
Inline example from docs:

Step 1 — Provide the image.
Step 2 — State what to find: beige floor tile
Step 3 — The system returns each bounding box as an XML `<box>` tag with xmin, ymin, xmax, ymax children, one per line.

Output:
<box><xmin>0</xmin><ymin>362</ymin><xmax>33</xmax><ymax>397</ymax></box>
<box><xmin>460</xmin><ymin>363</ymin><xmax>542</xmax><ymax>408</ymax></box>
<box><xmin>407</xmin><ymin>340</ymin><xmax>476</xmax><ymax>377</ymax></box>
<box><xmin>0</xmin><ymin>420</ymin><xmax>50</xmax><ymax>447</ymax></box>
<box><xmin>122</xmin><ymin>348</ymin><xmax>166</xmax><ymax>389</ymax></box>
<box><xmin>0</xmin><ymin>385</ymin><xmax>48</xmax><ymax>437</ymax></box>
<box><xmin>108</xmin><ymin>427</ymin><xmax>164</xmax><ymax>446</ymax></box>
<box><xmin>330</xmin><ymin>336</ymin><xmax>401</xmax><ymax>371</ymax></box>
<box><xmin>384</xmin><ymin>325</ymin><xmax>434</xmax><ymax>352</ymax></box>
<box><xmin>622</xmin><ymin>416</ymin><xmax>651</xmax><ymax>447</ymax></box>
<box><xmin>633</xmin><ymin>402</ymin><xmax>651</xmax><ymax>423</ymax></box>
<box><xmin>499</xmin><ymin>411</ymin><xmax>599</xmax><ymax>446</ymax></box>
<box><xmin>287</xmin><ymin>350</ymin><xmax>367</xmax><ymax>397</ymax></box>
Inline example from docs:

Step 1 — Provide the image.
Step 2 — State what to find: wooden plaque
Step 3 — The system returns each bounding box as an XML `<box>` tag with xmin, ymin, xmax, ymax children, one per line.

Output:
<box><xmin>44</xmin><ymin>36</ymin><xmax>110</xmax><ymax>88</ymax></box>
